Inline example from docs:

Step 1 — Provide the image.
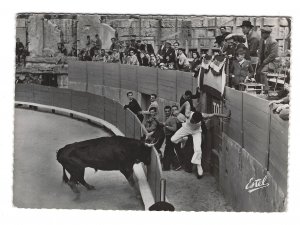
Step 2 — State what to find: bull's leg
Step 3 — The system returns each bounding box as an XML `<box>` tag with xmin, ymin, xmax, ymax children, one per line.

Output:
<box><xmin>120</xmin><ymin>167</ymin><xmax>142</xmax><ymax>200</ymax></box>
<box><xmin>63</xmin><ymin>164</ymin><xmax>80</xmax><ymax>194</ymax></box>
<box><xmin>77</xmin><ymin>168</ymin><xmax>95</xmax><ymax>190</ymax></box>
<box><xmin>120</xmin><ymin>168</ymin><xmax>135</xmax><ymax>187</ymax></box>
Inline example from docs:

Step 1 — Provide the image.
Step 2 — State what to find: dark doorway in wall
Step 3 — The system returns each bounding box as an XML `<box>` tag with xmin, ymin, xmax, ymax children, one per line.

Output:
<box><xmin>141</xmin><ymin>93</ymin><xmax>151</xmax><ymax>111</ymax></box>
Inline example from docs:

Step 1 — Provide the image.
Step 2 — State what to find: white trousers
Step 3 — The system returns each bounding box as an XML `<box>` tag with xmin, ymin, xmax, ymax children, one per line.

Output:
<box><xmin>171</xmin><ymin>124</ymin><xmax>202</xmax><ymax>165</ymax></box>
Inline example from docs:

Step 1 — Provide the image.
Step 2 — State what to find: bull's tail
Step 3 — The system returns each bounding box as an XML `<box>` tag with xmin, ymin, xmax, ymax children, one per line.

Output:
<box><xmin>62</xmin><ymin>167</ymin><xmax>69</xmax><ymax>183</ymax></box>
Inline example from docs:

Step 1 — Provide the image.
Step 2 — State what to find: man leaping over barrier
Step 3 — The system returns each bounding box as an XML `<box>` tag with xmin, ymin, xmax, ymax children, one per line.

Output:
<box><xmin>171</xmin><ymin>100</ymin><xmax>231</xmax><ymax>179</ymax></box>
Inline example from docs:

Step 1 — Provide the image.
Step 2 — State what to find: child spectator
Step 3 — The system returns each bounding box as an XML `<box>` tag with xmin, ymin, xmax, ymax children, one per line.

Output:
<box><xmin>229</xmin><ymin>48</ymin><xmax>254</xmax><ymax>90</ymax></box>
<box><xmin>149</xmin><ymin>53</ymin><xmax>157</xmax><ymax>67</ymax></box>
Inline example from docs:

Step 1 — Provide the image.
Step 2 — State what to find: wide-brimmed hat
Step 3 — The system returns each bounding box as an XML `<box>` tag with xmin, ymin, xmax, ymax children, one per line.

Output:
<box><xmin>261</xmin><ymin>26</ymin><xmax>272</xmax><ymax>33</ymax></box>
<box><xmin>240</xmin><ymin>21</ymin><xmax>254</xmax><ymax>28</ymax></box>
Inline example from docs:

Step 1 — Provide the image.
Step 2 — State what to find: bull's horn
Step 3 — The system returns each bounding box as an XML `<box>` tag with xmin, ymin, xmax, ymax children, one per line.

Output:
<box><xmin>145</xmin><ymin>139</ymin><xmax>159</xmax><ymax>148</ymax></box>
<box><xmin>145</xmin><ymin>143</ymin><xmax>155</xmax><ymax>147</ymax></box>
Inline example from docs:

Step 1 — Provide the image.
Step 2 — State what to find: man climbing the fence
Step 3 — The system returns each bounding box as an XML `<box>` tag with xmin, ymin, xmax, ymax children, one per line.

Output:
<box><xmin>171</xmin><ymin>100</ymin><xmax>231</xmax><ymax>179</ymax></box>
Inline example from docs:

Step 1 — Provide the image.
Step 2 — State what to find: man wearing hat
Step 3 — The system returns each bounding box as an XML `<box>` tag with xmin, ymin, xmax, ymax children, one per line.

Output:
<box><xmin>241</xmin><ymin>21</ymin><xmax>260</xmax><ymax>57</ymax></box>
<box><xmin>257</xmin><ymin>26</ymin><xmax>279</xmax><ymax>93</ymax></box>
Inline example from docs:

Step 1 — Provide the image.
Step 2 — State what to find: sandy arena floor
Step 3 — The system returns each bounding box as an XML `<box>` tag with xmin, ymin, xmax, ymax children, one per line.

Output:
<box><xmin>13</xmin><ymin>108</ymin><xmax>144</xmax><ymax>210</ymax></box>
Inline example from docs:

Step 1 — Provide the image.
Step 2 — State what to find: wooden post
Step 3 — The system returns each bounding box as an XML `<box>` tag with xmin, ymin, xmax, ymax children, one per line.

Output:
<box><xmin>233</xmin><ymin>17</ymin><xmax>237</xmax><ymax>33</ymax></box>
<box><xmin>197</xmin><ymin>37</ymin><xmax>201</xmax><ymax>54</ymax></box>
<box><xmin>139</xmin><ymin>17</ymin><xmax>142</xmax><ymax>40</ymax></box>
<box><xmin>175</xmin><ymin>17</ymin><xmax>178</xmax><ymax>40</ymax></box>
<box><xmin>185</xmin><ymin>39</ymin><xmax>188</xmax><ymax>55</ymax></box>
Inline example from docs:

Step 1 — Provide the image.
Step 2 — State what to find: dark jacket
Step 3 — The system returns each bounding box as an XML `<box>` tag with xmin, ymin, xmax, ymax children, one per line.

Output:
<box><xmin>230</xmin><ymin>59</ymin><xmax>254</xmax><ymax>85</ymax></box>
<box><xmin>162</xmin><ymin>47</ymin><xmax>176</xmax><ymax>64</ymax></box>
<box><xmin>124</xmin><ymin>98</ymin><xmax>142</xmax><ymax>115</ymax></box>
<box><xmin>258</xmin><ymin>36</ymin><xmax>279</xmax><ymax>69</ymax></box>
<box><xmin>141</xmin><ymin>44</ymin><xmax>154</xmax><ymax>55</ymax></box>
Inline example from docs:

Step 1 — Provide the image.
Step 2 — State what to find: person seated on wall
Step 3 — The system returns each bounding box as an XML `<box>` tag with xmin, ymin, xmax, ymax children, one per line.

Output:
<box><xmin>141</xmin><ymin>107</ymin><xmax>165</xmax><ymax>156</ymax></box>
<box><xmin>97</xmin><ymin>49</ymin><xmax>106</xmax><ymax>62</ymax></box>
<box><xmin>160</xmin><ymin>55</ymin><xmax>175</xmax><ymax>70</ymax></box>
<box><xmin>156</xmin><ymin>54</ymin><xmax>162</xmax><ymax>67</ymax></box>
<box><xmin>105</xmin><ymin>50</ymin><xmax>113</xmax><ymax>63</ymax></box>
<box><xmin>223</xmin><ymin>34</ymin><xmax>251</xmax><ymax>60</ymax></box>
<box><xmin>229</xmin><ymin>48</ymin><xmax>254</xmax><ymax>90</ymax></box>
<box><xmin>126</xmin><ymin>48</ymin><xmax>140</xmax><ymax>66</ymax></box>
<box><xmin>269</xmin><ymin>84</ymin><xmax>290</xmax><ymax>121</ymax></box>
<box><xmin>92</xmin><ymin>49</ymin><xmax>102</xmax><ymax>62</ymax></box>
<box><xmin>111</xmin><ymin>49</ymin><xmax>120</xmax><ymax>63</ymax></box>
<box><xmin>140</xmin><ymin>50</ymin><xmax>150</xmax><ymax>67</ymax></box>
<box><xmin>190</xmin><ymin>51</ymin><xmax>202</xmax><ymax>78</ymax></box>
<box><xmin>123</xmin><ymin>91</ymin><xmax>144</xmax><ymax>122</ymax></box>
<box><xmin>149</xmin><ymin>53</ymin><xmax>157</xmax><ymax>67</ymax></box>
<box><xmin>177</xmin><ymin>48</ymin><xmax>190</xmax><ymax>72</ymax></box>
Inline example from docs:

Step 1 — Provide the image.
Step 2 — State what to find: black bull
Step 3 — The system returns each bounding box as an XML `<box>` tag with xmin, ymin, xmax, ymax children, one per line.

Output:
<box><xmin>56</xmin><ymin>136</ymin><xmax>153</xmax><ymax>195</ymax></box>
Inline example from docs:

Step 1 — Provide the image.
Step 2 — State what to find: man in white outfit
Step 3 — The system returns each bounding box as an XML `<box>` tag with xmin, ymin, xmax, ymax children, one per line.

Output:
<box><xmin>171</xmin><ymin>101</ymin><xmax>230</xmax><ymax>179</ymax></box>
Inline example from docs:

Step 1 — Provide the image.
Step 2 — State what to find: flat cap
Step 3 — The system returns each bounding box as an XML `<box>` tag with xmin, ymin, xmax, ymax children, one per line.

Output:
<box><xmin>261</xmin><ymin>26</ymin><xmax>272</xmax><ymax>33</ymax></box>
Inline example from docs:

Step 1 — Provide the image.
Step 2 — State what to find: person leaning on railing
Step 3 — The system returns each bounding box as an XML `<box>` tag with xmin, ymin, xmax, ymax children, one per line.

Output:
<box><xmin>269</xmin><ymin>84</ymin><xmax>290</xmax><ymax>121</ymax></box>
<box><xmin>123</xmin><ymin>91</ymin><xmax>144</xmax><ymax>123</ymax></box>
<box><xmin>126</xmin><ymin>49</ymin><xmax>140</xmax><ymax>66</ymax></box>
<box><xmin>170</xmin><ymin>103</ymin><xmax>231</xmax><ymax>179</ymax></box>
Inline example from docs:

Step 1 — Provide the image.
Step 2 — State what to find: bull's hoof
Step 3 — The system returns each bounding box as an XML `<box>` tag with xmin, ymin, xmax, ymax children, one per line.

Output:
<box><xmin>73</xmin><ymin>193</ymin><xmax>81</xmax><ymax>201</ymax></box>
<box><xmin>68</xmin><ymin>182</ymin><xmax>80</xmax><ymax>194</ymax></box>
<box><xmin>86</xmin><ymin>185</ymin><xmax>96</xmax><ymax>190</ymax></box>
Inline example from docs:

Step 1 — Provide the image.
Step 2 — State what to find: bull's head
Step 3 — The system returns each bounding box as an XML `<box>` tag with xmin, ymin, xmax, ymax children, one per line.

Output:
<box><xmin>136</xmin><ymin>139</ymin><xmax>158</xmax><ymax>166</ymax></box>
